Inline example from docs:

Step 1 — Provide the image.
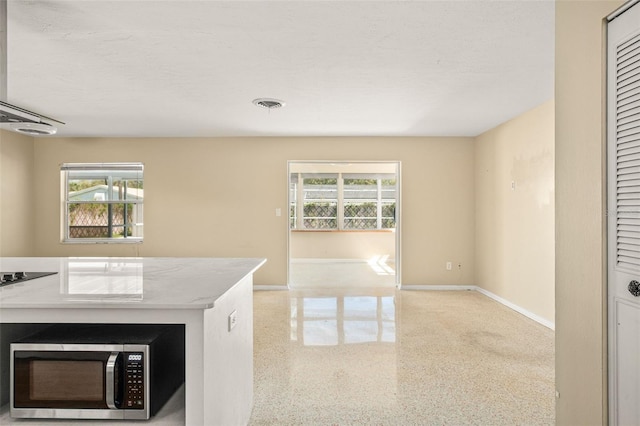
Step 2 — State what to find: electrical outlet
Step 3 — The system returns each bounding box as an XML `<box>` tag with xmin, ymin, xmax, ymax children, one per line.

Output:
<box><xmin>228</xmin><ymin>310</ymin><xmax>237</xmax><ymax>332</ymax></box>
<box><xmin>446</xmin><ymin>262</ymin><xmax>452</xmax><ymax>270</ymax></box>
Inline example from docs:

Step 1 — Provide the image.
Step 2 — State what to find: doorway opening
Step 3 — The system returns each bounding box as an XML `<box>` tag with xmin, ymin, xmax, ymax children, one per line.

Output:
<box><xmin>287</xmin><ymin>161</ymin><xmax>401</xmax><ymax>289</ymax></box>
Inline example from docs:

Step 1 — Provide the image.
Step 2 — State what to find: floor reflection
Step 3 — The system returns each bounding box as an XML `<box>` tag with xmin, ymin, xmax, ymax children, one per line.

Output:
<box><xmin>290</xmin><ymin>295</ymin><xmax>396</xmax><ymax>345</ymax></box>
<box><xmin>251</xmin><ymin>289</ymin><xmax>556</xmax><ymax>425</ymax></box>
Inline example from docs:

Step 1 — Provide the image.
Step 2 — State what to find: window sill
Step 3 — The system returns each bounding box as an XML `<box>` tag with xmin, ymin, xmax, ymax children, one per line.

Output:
<box><xmin>61</xmin><ymin>239</ymin><xmax>143</xmax><ymax>244</ymax></box>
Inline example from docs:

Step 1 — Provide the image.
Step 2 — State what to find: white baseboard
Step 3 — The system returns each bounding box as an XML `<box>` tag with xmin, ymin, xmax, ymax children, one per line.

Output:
<box><xmin>400</xmin><ymin>285</ymin><xmax>554</xmax><ymax>330</ymax></box>
<box><xmin>402</xmin><ymin>285</ymin><xmax>476</xmax><ymax>291</ymax></box>
<box><xmin>473</xmin><ymin>287</ymin><xmax>555</xmax><ymax>330</ymax></box>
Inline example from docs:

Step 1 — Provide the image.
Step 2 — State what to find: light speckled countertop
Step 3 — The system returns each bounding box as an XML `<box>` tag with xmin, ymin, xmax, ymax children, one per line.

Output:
<box><xmin>0</xmin><ymin>257</ymin><xmax>265</xmax><ymax>310</ymax></box>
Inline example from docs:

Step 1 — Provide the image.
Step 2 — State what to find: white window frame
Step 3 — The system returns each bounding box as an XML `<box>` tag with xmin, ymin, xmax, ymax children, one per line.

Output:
<box><xmin>61</xmin><ymin>162</ymin><xmax>144</xmax><ymax>244</ymax></box>
<box><xmin>290</xmin><ymin>172</ymin><xmax>396</xmax><ymax>231</ymax></box>
<box><xmin>295</xmin><ymin>173</ymin><xmax>339</xmax><ymax>230</ymax></box>
<box><xmin>342</xmin><ymin>173</ymin><xmax>396</xmax><ymax>230</ymax></box>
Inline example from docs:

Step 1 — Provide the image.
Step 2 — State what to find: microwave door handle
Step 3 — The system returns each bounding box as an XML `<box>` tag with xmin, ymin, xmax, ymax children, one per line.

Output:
<box><xmin>106</xmin><ymin>352</ymin><xmax>119</xmax><ymax>409</ymax></box>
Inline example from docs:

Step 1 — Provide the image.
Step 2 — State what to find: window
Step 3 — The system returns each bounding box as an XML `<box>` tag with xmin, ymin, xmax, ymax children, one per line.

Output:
<box><xmin>290</xmin><ymin>172</ymin><xmax>396</xmax><ymax>230</ymax></box>
<box><xmin>62</xmin><ymin>163</ymin><xmax>143</xmax><ymax>243</ymax></box>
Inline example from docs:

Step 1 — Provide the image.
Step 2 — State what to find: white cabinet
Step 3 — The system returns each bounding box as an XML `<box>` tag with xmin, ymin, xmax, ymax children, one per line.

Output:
<box><xmin>0</xmin><ymin>257</ymin><xmax>265</xmax><ymax>425</ymax></box>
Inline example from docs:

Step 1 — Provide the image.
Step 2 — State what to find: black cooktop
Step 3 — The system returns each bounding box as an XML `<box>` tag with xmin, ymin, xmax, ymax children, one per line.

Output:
<box><xmin>0</xmin><ymin>272</ymin><xmax>58</xmax><ymax>287</ymax></box>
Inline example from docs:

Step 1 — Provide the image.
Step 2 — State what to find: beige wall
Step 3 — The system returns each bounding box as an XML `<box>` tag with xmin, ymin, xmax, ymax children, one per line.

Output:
<box><xmin>475</xmin><ymin>100</ymin><xmax>555</xmax><ymax>324</ymax></box>
<box><xmin>290</xmin><ymin>231</ymin><xmax>396</xmax><ymax>260</ymax></box>
<box><xmin>556</xmin><ymin>1</ymin><xmax>621</xmax><ymax>424</ymax></box>
<box><xmin>0</xmin><ymin>130</ymin><xmax>35</xmax><ymax>256</ymax></box>
<box><xmin>30</xmin><ymin>137</ymin><xmax>475</xmax><ymax>286</ymax></box>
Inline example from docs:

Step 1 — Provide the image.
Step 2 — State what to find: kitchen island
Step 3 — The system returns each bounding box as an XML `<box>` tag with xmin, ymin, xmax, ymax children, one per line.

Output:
<box><xmin>0</xmin><ymin>257</ymin><xmax>266</xmax><ymax>425</ymax></box>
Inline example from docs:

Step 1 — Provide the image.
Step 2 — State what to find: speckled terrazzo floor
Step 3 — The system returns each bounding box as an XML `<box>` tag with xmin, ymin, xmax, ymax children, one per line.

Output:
<box><xmin>249</xmin><ymin>288</ymin><xmax>555</xmax><ymax>426</ymax></box>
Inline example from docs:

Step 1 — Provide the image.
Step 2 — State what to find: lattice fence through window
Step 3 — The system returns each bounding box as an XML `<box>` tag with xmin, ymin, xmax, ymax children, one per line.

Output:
<box><xmin>69</xmin><ymin>204</ymin><xmax>134</xmax><ymax>238</ymax></box>
<box><xmin>303</xmin><ymin>202</ymin><xmax>337</xmax><ymax>229</ymax></box>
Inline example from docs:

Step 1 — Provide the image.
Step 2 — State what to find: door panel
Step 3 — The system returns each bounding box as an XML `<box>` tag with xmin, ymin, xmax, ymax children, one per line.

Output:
<box><xmin>616</xmin><ymin>300</ymin><xmax>640</xmax><ymax>425</ymax></box>
<box><xmin>608</xmin><ymin>3</ymin><xmax>640</xmax><ymax>425</ymax></box>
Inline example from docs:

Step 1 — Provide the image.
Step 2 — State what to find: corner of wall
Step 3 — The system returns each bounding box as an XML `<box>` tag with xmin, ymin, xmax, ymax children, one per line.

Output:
<box><xmin>0</xmin><ymin>129</ymin><xmax>36</xmax><ymax>256</ymax></box>
<box><xmin>473</xmin><ymin>99</ymin><xmax>555</xmax><ymax>325</ymax></box>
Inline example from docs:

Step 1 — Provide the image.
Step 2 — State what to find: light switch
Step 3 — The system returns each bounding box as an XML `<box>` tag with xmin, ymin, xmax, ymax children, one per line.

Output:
<box><xmin>275</xmin><ymin>208</ymin><xmax>282</xmax><ymax>217</ymax></box>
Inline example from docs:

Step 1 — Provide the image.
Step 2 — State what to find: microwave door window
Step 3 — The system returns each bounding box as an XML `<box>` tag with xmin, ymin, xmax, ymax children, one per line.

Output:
<box><xmin>31</xmin><ymin>360</ymin><xmax>103</xmax><ymax>401</ymax></box>
<box><xmin>14</xmin><ymin>352</ymin><xmax>112</xmax><ymax>409</ymax></box>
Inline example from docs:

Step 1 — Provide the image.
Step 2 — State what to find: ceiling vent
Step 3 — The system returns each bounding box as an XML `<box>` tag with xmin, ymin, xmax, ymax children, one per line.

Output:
<box><xmin>252</xmin><ymin>98</ymin><xmax>286</xmax><ymax>110</ymax></box>
<box><xmin>0</xmin><ymin>101</ymin><xmax>64</xmax><ymax>136</ymax></box>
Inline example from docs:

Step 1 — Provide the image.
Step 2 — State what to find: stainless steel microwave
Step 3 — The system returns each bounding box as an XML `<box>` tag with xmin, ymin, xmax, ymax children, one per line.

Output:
<box><xmin>10</xmin><ymin>324</ymin><xmax>184</xmax><ymax>420</ymax></box>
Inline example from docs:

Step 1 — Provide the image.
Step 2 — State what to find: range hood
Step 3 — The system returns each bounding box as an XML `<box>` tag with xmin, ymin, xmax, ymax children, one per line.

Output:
<box><xmin>0</xmin><ymin>101</ymin><xmax>64</xmax><ymax>135</ymax></box>
<box><xmin>1</xmin><ymin>1</ymin><xmax>64</xmax><ymax>136</ymax></box>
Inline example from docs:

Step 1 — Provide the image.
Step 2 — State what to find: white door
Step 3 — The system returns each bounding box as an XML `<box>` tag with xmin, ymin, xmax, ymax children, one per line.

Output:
<box><xmin>608</xmin><ymin>3</ymin><xmax>640</xmax><ymax>425</ymax></box>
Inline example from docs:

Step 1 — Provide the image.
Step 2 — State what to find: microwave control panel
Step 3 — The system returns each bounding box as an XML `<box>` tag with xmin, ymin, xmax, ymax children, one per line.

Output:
<box><xmin>124</xmin><ymin>353</ymin><xmax>145</xmax><ymax>409</ymax></box>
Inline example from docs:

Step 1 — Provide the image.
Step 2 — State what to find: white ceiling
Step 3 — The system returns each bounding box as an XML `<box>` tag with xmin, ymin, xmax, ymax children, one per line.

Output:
<box><xmin>4</xmin><ymin>0</ymin><xmax>555</xmax><ymax>138</ymax></box>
